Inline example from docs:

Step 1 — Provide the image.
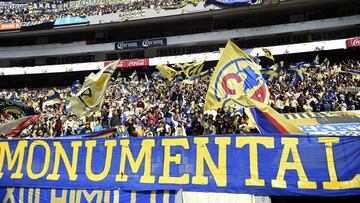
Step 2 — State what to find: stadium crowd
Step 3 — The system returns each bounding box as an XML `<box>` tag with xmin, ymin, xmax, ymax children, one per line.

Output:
<box><xmin>0</xmin><ymin>59</ymin><xmax>360</xmax><ymax>139</ymax></box>
<box><xmin>0</xmin><ymin>0</ymin><xmax>200</xmax><ymax>23</ymax></box>
<box><xmin>268</xmin><ymin>59</ymin><xmax>360</xmax><ymax>113</ymax></box>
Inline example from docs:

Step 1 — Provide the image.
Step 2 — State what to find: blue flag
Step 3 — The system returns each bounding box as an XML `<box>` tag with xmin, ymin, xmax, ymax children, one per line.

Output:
<box><xmin>71</xmin><ymin>80</ymin><xmax>81</xmax><ymax>95</ymax></box>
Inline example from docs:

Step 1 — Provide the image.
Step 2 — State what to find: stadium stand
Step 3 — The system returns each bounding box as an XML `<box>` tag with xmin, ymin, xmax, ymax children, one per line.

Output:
<box><xmin>0</xmin><ymin>0</ymin><xmax>202</xmax><ymax>23</ymax></box>
<box><xmin>0</xmin><ymin>58</ymin><xmax>359</xmax><ymax>138</ymax></box>
<box><xmin>0</xmin><ymin>0</ymin><xmax>360</xmax><ymax>202</ymax></box>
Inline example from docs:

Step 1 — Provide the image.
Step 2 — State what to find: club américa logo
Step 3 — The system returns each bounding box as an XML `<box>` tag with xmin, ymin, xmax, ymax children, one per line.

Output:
<box><xmin>213</xmin><ymin>58</ymin><xmax>268</xmax><ymax>108</ymax></box>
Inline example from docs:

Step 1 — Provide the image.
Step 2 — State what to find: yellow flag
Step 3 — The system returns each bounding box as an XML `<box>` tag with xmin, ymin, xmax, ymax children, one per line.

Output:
<box><xmin>262</xmin><ymin>48</ymin><xmax>275</xmax><ymax>61</ymax></box>
<box><xmin>67</xmin><ymin>60</ymin><xmax>119</xmax><ymax>117</ymax></box>
<box><xmin>156</xmin><ymin>64</ymin><xmax>181</xmax><ymax>81</ymax></box>
<box><xmin>204</xmin><ymin>40</ymin><xmax>270</xmax><ymax>112</ymax></box>
<box><xmin>219</xmin><ymin>48</ymin><xmax>225</xmax><ymax>54</ymax></box>
<box><xmin>175</xmin><ymin>61</ymin><xmax>204</xmax><ymax>78</ymax></box>
<box><xmin>129</xmin><ymin>71</ymin><xmax>138</xmax><ymax>80</ymax></box>
<box><xmin>204</xmin><ymin>41</ymin><xmax>303</xmax><ymax>134</ymax></box>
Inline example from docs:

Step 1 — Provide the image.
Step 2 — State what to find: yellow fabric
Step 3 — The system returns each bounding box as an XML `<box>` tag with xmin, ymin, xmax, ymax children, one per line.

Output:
<box><xmin>219</xmin><ymin>48</ymin><xmax>224</xmax><ymax>54</ymax></box>
<box><xmin>244</xmin><ymin>108</ymin><xmax>257</xmax><ymax>129</ymax></box>
<box><xmin>175</xmin><ymin>61</ymin><xmax>204</xmax><ymax>78</ymax></box>
<box><xmin>267</xmin><ymin>61</ymin><xmax>284</xmax><ymax>81</ymax></box>
<box><xmin>156</xmin><ymin>64</ymin><xmax>181</xmax><ymax>81</ymax></box>
<box><xmin>262</xmin><ymin>48</ymin><xmax>275</xmax><ymax>61</ymax></box>
<box><xmin>67</xmin><ymin>60</ymin><xmax>119</xmax><ymax>117</ymax></box>
<box><xmin>242</xmin><ymin>97</ymin><xmax>305</xmax><ymax>134</ymax></box>
<box><xmin>204</xmin><ymin>40</ymin><xmax>269</xmax><ymax>112</ymax></box>
<box><xmin>43</xmin><ymin>89</ymin><xmax>61</xmax><ymax>106</ymax></box>
<box><xmin>204</xmin><ymin>41</ymin><xmax>303</xmax><ymax>134</ymax></box>
<box><xmin>129</xmin><ymin>71</ymin><xmax>138</xmax><ymax>80</ymax></box>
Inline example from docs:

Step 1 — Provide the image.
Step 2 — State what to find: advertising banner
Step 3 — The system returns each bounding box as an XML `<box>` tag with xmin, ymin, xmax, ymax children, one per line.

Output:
<box><xmin>346</xmin><ymin>37</ymin><xmax>360</xmax><ymax>48</ymax></box>
<box><xmin>115</xmin><ymin>38</ymin><xmax>167</xmax><ymax>50</ymax></box>
<box><xmin>54</xmin><ymin>16</ymin><xmax>89</xmax><ymax>27</ymax></box>
<box><xmin>0</xmin><ymin>135</ymin><xmax>359</xmax><ymax>196</ymax></box>
<box><xmin>0</xmin><ymin>23</ymin><xmax>21</xmax><ymax>31</ymax></box>
<box><xmin>104</xmin><ymin>59</ymin><xmax>150</xmax><ymax>68</ymax></box>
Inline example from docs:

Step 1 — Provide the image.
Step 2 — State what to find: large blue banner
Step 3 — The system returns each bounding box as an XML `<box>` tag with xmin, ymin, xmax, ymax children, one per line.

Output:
<box><xmin>54</xmin><ymin>16</ymin><xmax>89</xmax><ymax>26</ymax></box>
<box><xmin>0</xmin><ymin>187</ymin><xmax>176</xmax><ymax>203</ymax></box>
<box><xmin>0</xmin><ymin>135</ymin><xmax>359</xmax><ymax>196</ymax></box>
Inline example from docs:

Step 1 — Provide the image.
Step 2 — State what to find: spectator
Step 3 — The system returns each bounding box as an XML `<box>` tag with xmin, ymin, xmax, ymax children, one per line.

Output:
<box><xmin>94</xmin><ymin>119</ymin><xmax>104</xmax><ymax>132</ymax></box>
<box><xmin>0</xmin><ymin>0</ymin><xmax>203</xmax><ymax>23</ymax></box>
<box><xmin>1</xmin><ymin>59</ymin><xmax>359</xmax><ymax>138</ymax></box>
<box><xmin>81</xmin><ymin>122</ymin><xmax>92</xmax><ymax>134</ymax></box>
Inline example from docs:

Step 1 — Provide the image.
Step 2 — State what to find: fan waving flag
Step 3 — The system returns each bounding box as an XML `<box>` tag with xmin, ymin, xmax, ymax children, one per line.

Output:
<box><xmin>261</xmin><ymin>61</ymin><xmax>284</xmax><ymax>83</ymax></box>
<box><xmin>156</xmin><ymin>64</ymin><xmax>181</xmax><ymax>81</ymax></box>
<box><xmin>261</xmin><ymin>48</ymin><xmax>275</xmax><ymax>61</ymax></box>
<box><xmin>0</xmin><ymin>98</ymin><xmax>40</xmax><ymax>137</ymax></box>
<box><xmin>204</xmin><ymin>40</ymin><xmax>304</xmax><ymax>134</ymax></box>
<box><xmin>43</xmin><ymin>88</ymin><xmax>61</xmax><ymax>106</ymax></box>
<box><xmin>67</xmin><ymin>60</ymin><xmax>119</xmax><ymax>117</ymax></box>
<box><xmin>175</xmin><ymin>61</ymin><xmax>205</xmax><ymax>78</ymax></box>
<box><xmin>0</xmin><ymin>114</ymin><xmax>40</xmax><ymax>137</ymax></box>
<box><xmin>0</xmin><ymin>98</ymin><xmax>36</xmax><ymax>120</ymax></box>
<box><xmin>204</xmin><ymin>40</ymin><xmax>269</xmax><ymax>111</ymax></box>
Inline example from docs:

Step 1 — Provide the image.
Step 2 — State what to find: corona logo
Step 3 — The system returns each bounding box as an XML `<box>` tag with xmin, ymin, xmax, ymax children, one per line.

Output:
<box><xmin>213</xmin><ymin>58</ymin><xmax>268</xmax><ymax>108</ymax></box>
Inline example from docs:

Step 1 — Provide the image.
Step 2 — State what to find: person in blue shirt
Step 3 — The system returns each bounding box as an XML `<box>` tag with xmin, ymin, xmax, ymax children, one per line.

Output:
<box><xmin>94</xmin><ymin>119</ymin><xmax>104</xmax><ymax>132</ymax></box>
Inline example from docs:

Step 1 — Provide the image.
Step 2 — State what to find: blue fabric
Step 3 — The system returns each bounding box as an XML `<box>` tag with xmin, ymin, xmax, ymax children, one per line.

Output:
<box><xmin>174</xmin><ymin>75</ymin><xmax>182</xmax><ymax>83</ymax></box>
<box><xmin>0</xmin><ymin>187</ymin><xmax>176</xmax><ymax>203</ymax></box>
<box><xmin>71</xmin><ymin>80</ymin><xmax>81</xmax><ymax>95</ymax></box>
<box><xmin>47</xmin><ymin>89</ymin><xmax>60</xmax><ymax>101</ymax></box>
<box><xmin>166</xmin><ymin>117</ymin><xmax>172</xmax><ymax>124</ymax></box>
<box><xmin>151</xmin><ymin>72</ymin><xmax>162</xmax><ymax>80</ymax></box>
<box><xmin>287</xmin><ymin>61</ymin><xmax>311</xmax><ymax>86</ymax></box>
<box><xmin>55</xmin><ymin>129</ymin><xmax>116</xmax><ymax>139</ymax></box>
<box><xmin>250</xmin><ymin>108</ymin><xmax>284</xmax><ymax>133</ymax></box>
<box><xmin>129</xmin><ymin>95</ymin><xmax>136</xmax><ymax>103</ymax></box>
<box><xmin>8</xmin><ymin>93</ymin><xmax>16</xmax><ymax>101</ymax></box>
<box><xmin>0</xmin><ymin>135</ymin><xmax>359</xmax><ymax>196</ymax></box>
